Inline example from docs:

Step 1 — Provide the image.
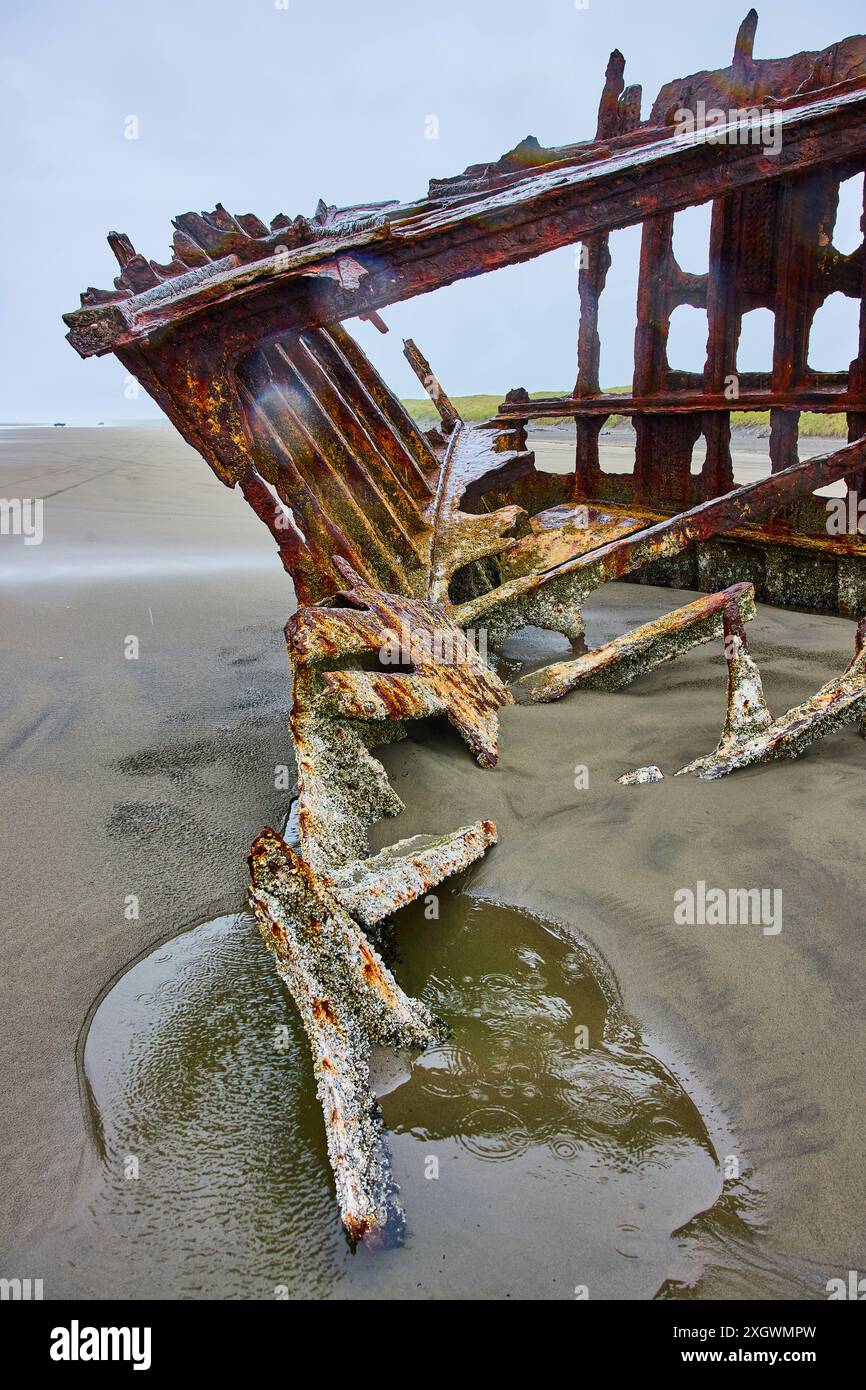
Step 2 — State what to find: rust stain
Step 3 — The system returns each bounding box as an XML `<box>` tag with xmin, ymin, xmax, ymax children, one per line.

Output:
<box><xmin>358</xmin><ymin>940</ymin><xmax>396</xmax><ymax>1007</ymax></box>
<box><xmin>312</xmin><ymin>998</ymin><xmax>339</xmax><ymax>1028</ymax></box>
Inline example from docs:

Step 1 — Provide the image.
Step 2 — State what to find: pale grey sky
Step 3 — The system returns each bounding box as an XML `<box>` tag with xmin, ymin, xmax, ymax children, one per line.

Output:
<box><xmin>1</xmin><ymin>0</ymin><xmax>863</xmax><ymax>422</ymax></box>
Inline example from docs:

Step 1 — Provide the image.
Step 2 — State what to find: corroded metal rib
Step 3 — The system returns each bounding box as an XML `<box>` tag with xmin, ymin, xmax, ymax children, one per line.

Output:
<box><xmin>451</xmin><ymin>436</ymin><xmax>866</xmax><ymax>642</ymax></box>
<box><xmin>515</xmin><ymin>583</ymin><xmax>757</xmax><ymax>702</ymax></box>
<box><xmin>675</xmin><ymin>613</ymin><xmax>866</xmax><ymax>778</ymax></box>
<box><xmin>326</xmin><ymin>822</ymin><xmax>497</xmax><ymax>927</ymax></box>
<box><xmin>402</xmin><ymin>338</ymin><xmax>462</xmax><ymax>433</ymax></box>
<box><xmin>249</xmin><ymin>829</ymin><xmax>443</xmax><ymax>1243</ymax></box>
<box><xmin>251</xmin><ymin>561</ymin><xmax>507</xmax><ymax>1240</ymax></box>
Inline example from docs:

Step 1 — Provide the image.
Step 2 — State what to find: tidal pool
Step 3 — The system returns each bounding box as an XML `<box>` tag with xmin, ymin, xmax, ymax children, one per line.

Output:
<box><xmin>81</xmin><ymin>887</ymin><xmax>724</xmax><ymax>1299</ymax></box>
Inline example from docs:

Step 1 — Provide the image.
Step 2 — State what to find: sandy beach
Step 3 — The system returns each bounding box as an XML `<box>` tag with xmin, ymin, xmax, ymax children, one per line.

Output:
<box><xmin>1</xmin><ymin>424</ymin><xmax>864</xmax><ymax>1299</ymax></box>
<box><xmin>0</xmin><ymin>426</ymin><xmax>297</xmax><ymax>1273</ymax></box>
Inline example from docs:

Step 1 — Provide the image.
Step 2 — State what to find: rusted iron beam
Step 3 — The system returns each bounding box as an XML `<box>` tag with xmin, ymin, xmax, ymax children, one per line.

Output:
<box><xmin>402</xmin><ymin>338</ymin><xmax>461</xmax><ymax>432</ymax></box>
<box><xmin>496</xmin><ymin>389</ymin><xmax>866</xmax><ymax>419</ymax></box>
<box><xmin>451</xmin><ymin>435</ymin><xmax>866</xmax><ymax>642</ymax></box>
<box><xmin>514</xmin><ymin>582</ymin><xmax>756</xmax><ymax>703</ymax></box>
<box><xmin>62</xmin><ymin>15</ymin><xmax>866</xmax><ymax>602</ymax></box>
<box><xmin>674</xmin><ymin>611</ymin><xmax>866</xmax><ymax>777</ymax></box>
<box><xmin>249</xmin><ymin>828</ymin><xmax>443</xmax><ymax>1243</ymax></box>
<box><xmin>64</xmin><ymin>86</ymin><xmax>866</xmax><ymax>359</ymax></box>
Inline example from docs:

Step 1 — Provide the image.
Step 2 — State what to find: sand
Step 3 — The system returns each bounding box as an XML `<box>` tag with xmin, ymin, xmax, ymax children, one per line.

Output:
<box><xmin>0</xmin><ymin>426</ymin><xmax>298</xmax><ymax>1272</ymax></box>
<box><xmin>1</xmin><ymin>425</ymin><xmax>863</xmax><ymax>1298</ymax></box>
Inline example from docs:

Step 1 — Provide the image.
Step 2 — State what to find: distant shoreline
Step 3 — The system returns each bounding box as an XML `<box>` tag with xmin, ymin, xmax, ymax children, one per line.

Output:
<box><xmin>1</xmin><ymin>414</ymin><xmax>846</xmax><ymax>441</ymax></box>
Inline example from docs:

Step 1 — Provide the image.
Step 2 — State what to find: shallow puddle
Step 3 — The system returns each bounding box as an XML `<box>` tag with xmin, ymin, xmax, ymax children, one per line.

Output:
<box><xmin>81</xmin><ymin>888</ymin><xmax>724</xmax><ymax>1299</ymax></box>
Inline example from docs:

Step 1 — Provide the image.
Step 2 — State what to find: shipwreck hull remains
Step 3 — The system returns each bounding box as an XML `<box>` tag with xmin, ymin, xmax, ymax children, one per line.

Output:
<box><xmin>64</xmin><ymin>10</ymin><xmax>866</xmax><ymax>1240</ymax></box>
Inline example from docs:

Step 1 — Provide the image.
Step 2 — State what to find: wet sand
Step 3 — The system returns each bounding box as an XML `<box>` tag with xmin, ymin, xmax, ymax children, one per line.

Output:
<box><xmin>374</xmin><ymin>599</ymin><xmax>866</xmax><ymax>1297</ymax></box>
<box><xmin>1</xmin><ymin>426</ymin><xmax>864</xmax><ymax>1299</ymax></box>
<box><xmin>0</xmin><ymin>426</ymin><xmax>297</xmax><ymax>1280</ymax></box>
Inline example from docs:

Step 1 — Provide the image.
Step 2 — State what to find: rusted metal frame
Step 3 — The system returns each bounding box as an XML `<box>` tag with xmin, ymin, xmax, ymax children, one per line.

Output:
<box><xmin>534</xmin><ymin>151</ymin><xmax>863</xmax><ymax>511</ymax></box>
<box><xmin>426</xmin><ymin>422</ymin><xmax>532</xmax><ymax>605</ymax></box>
<box><xmin>249</xmin><ymin>829</ymin><xmax>443</xmax><ymax>1244</ymax></box>
<box><xmin>497</xmin><ymin>388</ymin><xmax>866</xmax><ymax>417</ymax></box>
<box><xmin>254</xmin><ymin>560</ymin><xmax>509</xmax><ymax>1241</ymax></box>
<box><xmin>402</xmin><ymin>337</ymin><xmax>462</xmax><ymax>433</ymax></box>
<box><xmin>513</xmin><ymin>582</ymin><xmax>757</xmax><ymax>703</ymax></box>
<box><xmin>450</xmin><ymin>436</ymin><xmax>866</xmax><ymax>643</ymax></box>
<box><xmin>500</xmin><ymin>144</ymin><xmax>864</xmax><ymax>524</ymax></box>
<box><xmin>245</xmin><ymin>345</ymin><xmax>419</xmax><ymax>597</ymax></box>
<box><xmin>673</xmin><ymin>611</ymin><xmax>866</xmax><ymax>778</ymax></box>
<box><xmin>74</xmin><ymin>47</ymin><xmax>866</xmax><ymax>603</ymax></box>
<box><xmin>65</xmin><ymin>87</ymin><xmax>866</xmax><ymax>360</ymax></box>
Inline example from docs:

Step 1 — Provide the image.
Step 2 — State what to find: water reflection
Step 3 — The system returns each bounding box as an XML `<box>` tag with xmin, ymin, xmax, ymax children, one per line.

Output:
<box><xmin>77</xmin><ymin>890</ymin><xmax>725</xmax><ymax>1299</ymax></box>
<box><xmin>382</xmin><ymin>894</ymin><xmax>718</xmax><ymax>1199</ymax></box>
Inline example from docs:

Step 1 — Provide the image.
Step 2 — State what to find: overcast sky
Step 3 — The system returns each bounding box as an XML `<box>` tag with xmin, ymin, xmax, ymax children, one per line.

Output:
<box><xmin>1</xmin><ymin>0</ymin><xmax>864</xmax><ymax>423</ymax></box>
